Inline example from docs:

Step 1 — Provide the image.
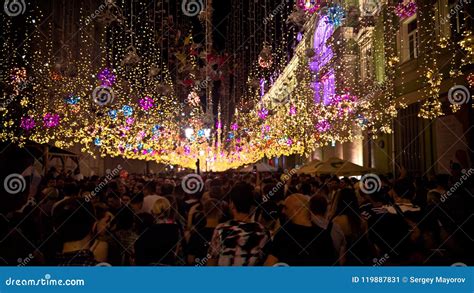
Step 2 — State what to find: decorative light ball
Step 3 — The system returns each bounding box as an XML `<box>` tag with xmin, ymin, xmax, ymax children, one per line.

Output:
<box><xmin>126</xmin><ymin>117</ymin><xmax>134</xmax><ymax>125</ymax></box>
<box><xmin>139</xmin><ymin>96</ymin><xmax>154</xmax><ymax>111</ymax></box>
<box><xmin>64</xmin><ymin>94</ymin><xmax>81</xmax><ymax>105</ymax></box>
<box><xmin>108</xmin><ymin>109</ymin><xmax>118</xmax><ymax>119</ymax></box>
<box><xmin>326</xmin><ymin>5</ymin><xmax>345</xmax><ymax>27</ymax></box>
<box><xmin>43</xmin><ymin>113</ymin><xmax>60</xmax><ymax>128</ymax></box>
<box><xmin>97</xmin><ymin>68</ymin><xmax>116</xmax><ymax>86</ymax></box>
<box><xmin>316</xmin><ymin>120</ymin><xmax>331</xmax><ymax>132</ymax></box>
<box><xmin>20</xmin><ymin>116</ymin><xmax>35</xmax><ymax>131</ymax></box>
<box><xmin>152</xmin><ymin>125</ymin><xmax>161</xmax><ymax>135</ymax></box>
<box><xmin>94</xmin><ymin>138</ymin><xmax>102</xmax><ymax>146</ymax></box>
<box><xmin>258</xmin><ymin>108</ymin><xmax>269</xmax><ymax>120</ymax></box>
<box><xmin>395</xmin><ymin>0</ymin><xmax>417</xmax><ymax>19</ymax></box>
<box><xmin>122</xmin><ymin>105</ymin><xmax>133</xmax><ymax>117</ymax></box>
<box><xmin>297</xmin><ymin>0</ymin><xmax>320</xmax><ymax>13</ymax></box>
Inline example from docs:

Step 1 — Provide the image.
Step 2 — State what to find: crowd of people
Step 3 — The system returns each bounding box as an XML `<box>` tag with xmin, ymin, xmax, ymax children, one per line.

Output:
<box><xmin>1</xmin><ymin>163</ymin><xmax>473</xmax><ymax>266</ymax></box>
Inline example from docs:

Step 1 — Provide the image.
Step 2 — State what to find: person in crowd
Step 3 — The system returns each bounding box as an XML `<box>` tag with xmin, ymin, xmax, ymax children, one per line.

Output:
<box><xmin>134</xmin><ymin>196</ymin><xmax>182</xmax><ymax>265</ymax></box>
<box><xmin>2</xmin><ymin>165</ymin><xmax>473</xmax><ymax>267</ymax></box>
<box><xmin>129</xmin><ymin>192</ymin><xmax>144</xmax><ymax>214</ymax></box>
<box><xmin>310</xmin><ymin>194</ymin><xmax>346</xmax><ymax>264</ymax></box>
<box><xmin>90</xmin><ymin>203</ymin><xmax>114</xmax><ymax>263</ymax></box>
<box><xmin>208</xmin><ymin>182</ymin><xmax>270</xmax><ymax>266</ymax></box>
<box><xmin>187</xmin><ymin>199</ymin><xmax>223</xmax><ymax>265</ymax></box>
<box><xmin>51</xmin><ymin>182</ymin><xmax>80</xmax><ymax>215</ymax></box>
<box><xmin>141</xmin><ymin>181</ymin><xmax>160</xmax><ymax>214</ymax></box>
<box><xmin>52</xmin><ymin>198</ymin><xmax>98</xmax><ymax>266</ymax></box>
<box><xmin>331</xmin><ymin>188</ymin><xmax>373</xmax><ymax>265</ymax></box>
<box><xmin>113</xmin><ymin>207</ymin><xmax>139</xmax><ymax>265</ymax></box>
<box><xmin>265</xmin><ymin>194</ymin><xmax>336</xmax><ymax>266</ymax></box>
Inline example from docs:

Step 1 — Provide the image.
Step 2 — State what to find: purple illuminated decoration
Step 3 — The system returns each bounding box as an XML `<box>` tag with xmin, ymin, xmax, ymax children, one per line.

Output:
<box><xmin>126</xmin><ymin>117</ymin><xmax>134</xmax><ymax>125</ymax></box>
<box><xmin>20</xmin><ymin>116</ymin><xmax>35</xmax><ymax>130</ymax></box>
<box><xmin>97</xmin><ymin>68</ymin><xmax>116</xmax><ymax>87</ymax></box>
<box><xmin>260</xmin><ymin>78</ymin><xmax>266</xmax><ymax>97</ymax></box>
<box><xmin>395</xmin><ymin>0</ymin><xmax>417</xmax><ymax>19</ymax></box>
<box><xmin>289</xmin><ymin>105</ymin><xmax>297</xmax><ymax>116</ymax></box>
<box><xmin>43</xmin><ymin>113</ymin><xmax>60</xmax><ymax>128</ymax></box>
<box><xmin>329</xmin><ymin>93</ymin><xmax>357</xmax><ymax>105</ymax></box>
<box><xmin>297</xmin><ymin>0</ymin><xmax>321</xmax><ymax>13</ymax></box>
<box><xmin>231</xmin><ymin>123</ymin><xmax>238</xmax><ymax>131</ymax></box>
<box><xmin>139</xmin><ymin>96</ymin><xmax>154</xmax><ymax>111</ymax></box>
<box><xmin>316</xmin><ymin>120</ymin><xmax>331</xmax><ymax>132</ymax></box>
<box><xmin>297</xmin><ymin>32</ymin><xmax>303</xmax><ymax>42</ymax></box>
<box><xmin>310</xmin><ymin>16</ymin><xmax>335</xmax><ymax>105</ymax></box>
<box><xmin>258</xmin><ymin>108</ymin><xmax>269</xmax><ymax>120</ymax></box>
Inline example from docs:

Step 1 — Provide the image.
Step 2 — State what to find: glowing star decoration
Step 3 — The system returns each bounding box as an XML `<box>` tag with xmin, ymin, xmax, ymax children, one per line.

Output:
<box><xmin>20</xmin><ymin>116</ymin><xmax>35</xmax><ymax>131</ymax></box>
<box><xmin>108</xmin><ymin>109</ymin><xmax>117</xmax><ymax>119</ymax></box>
<box><xmin>97</xmin><ymin>68</ymin><xmax>116</xmax><ymax>86</ymax></box>
<box><xmin>258</xmin><ymin>45</ymin><xmax>273</xmax><ymax>68</ymax></box>
<box><xmin>139</xmin><ymin>96</ymin><xmax>154</xmax><ymax>111</ymax></box>
<box><xmin>122</xmin><ymin>105</ymin><xmax>133</xmax><ymax>117</ymax></box>
<box><xmin>258</xmin><ymin>108</ymin><xmax>269</xmax><ymax>120</ymax></box>
<box><xmin>297</xmin><ymin>0</ymin><xmax>320</xmax><ymax>13</ymax></box>
<box><xmin>395</xmin><ymin>0</ymin><xmax>417</xmax><ymax>19</ymax></box>
<box><xmin>326</xmin><ymin>5</ymin><xmax>345</xmax><ymax>27</ymax></box>
<box><xmin>43</xmin><ymin>113</ymin><xmax>60</xmax><ymax>128</ymax></box>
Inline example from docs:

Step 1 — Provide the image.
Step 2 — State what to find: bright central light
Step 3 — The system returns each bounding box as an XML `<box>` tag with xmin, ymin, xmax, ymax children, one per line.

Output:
<box><xmin>185</xmin><ymin>128</ymin><xmax>194</xmax><ymax>139</ymax></box>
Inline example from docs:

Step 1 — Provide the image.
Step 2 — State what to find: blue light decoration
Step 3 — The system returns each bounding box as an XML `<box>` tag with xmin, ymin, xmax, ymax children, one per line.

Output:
<box><xmin>357</xmin><ymin>114</ymin><xmax>369</xmax><ymax>127</ymax></box>
<box><xmin>228</xmin><ymin>133</ymin><xmax>235</xmax><ymax>139</ymax></box>
<box><xmin>326</xmin><ymin>5</ymin><xmax>345</xmax><ymax>27</ymax></box>
<box><xmin>152</xmin><ymin>125</ymin><xmax>161</xmax><ymax>135</ymax></box>
<box><xmin>94</xmin><ymin>137</ymin><xmax>102</xmax><ymax>146</ymax></box>
<box><xmin>108</xmin><ymin>109</ymin><xmax>117</xmax><ymax>119</ymax></box>
<box><xmin>64</xmin><ymin>94</ymin><xmax>81</xmax><ymax>105</ymax></box>
<box><xmin>197</xmin><ymin>129</ymin><xmax>205</xmax><ymax>138</ymax></box>
<box><xmin>137</xmin><ymin>143</ymin><xmax>143</xmax><ymax>150</ymax></box>
<box><xmin>122</xmin><ymin>105</ymin><xmax>133</xmax><ymax>117</ymax></box>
